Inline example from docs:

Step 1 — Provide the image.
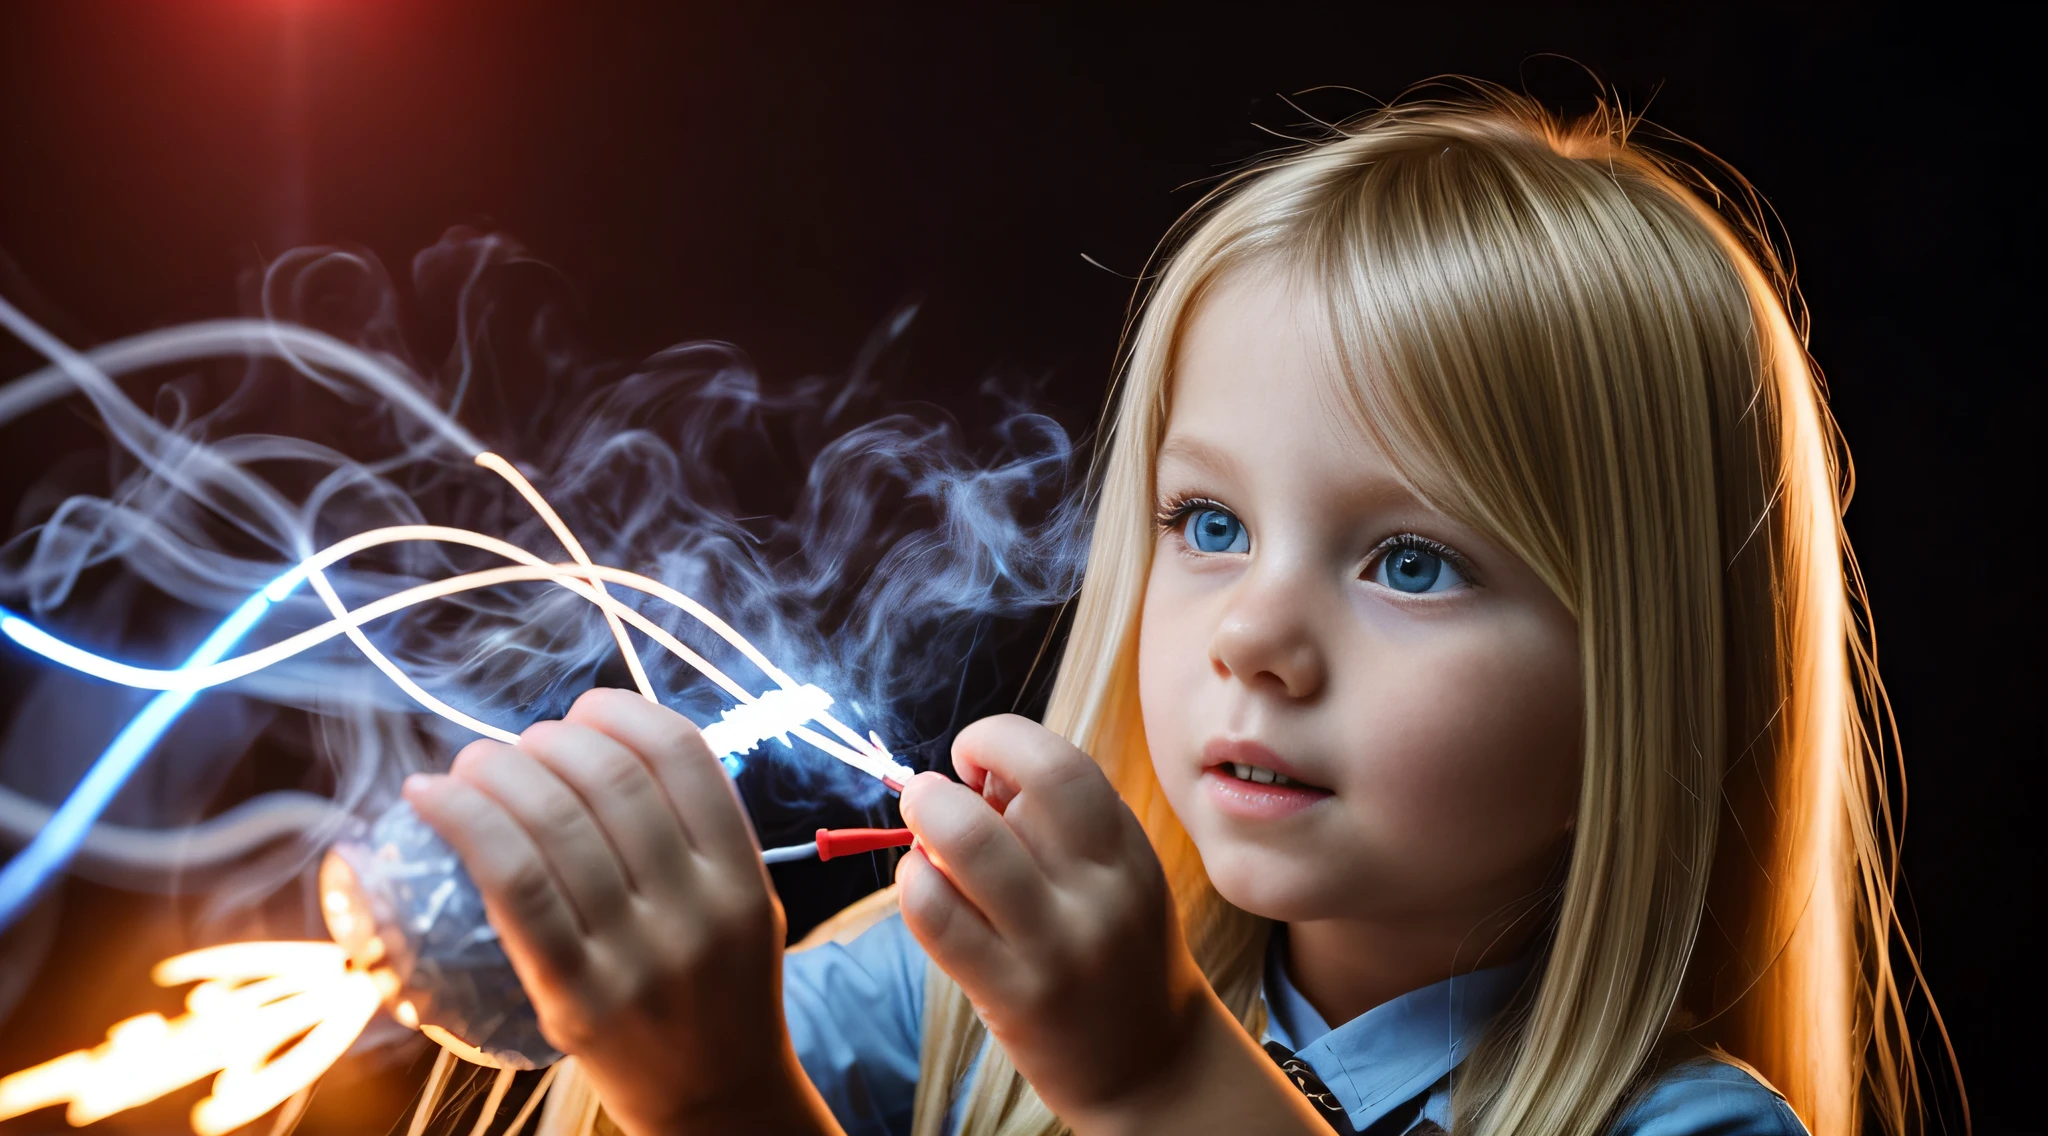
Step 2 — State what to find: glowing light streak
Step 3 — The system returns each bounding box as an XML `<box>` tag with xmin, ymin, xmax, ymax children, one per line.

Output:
<box><xmin>700</xmin><ymin>683</ymin><xmax>837</xmax><ymax>770</ymax></box>
<box><xmin>0</xmin><ymin>517</ymin><xmax>909</xmax><ymax>939</ymax></box>
<box><xmin>0</xmin><ymin>942</ymin><xmax>382</xmax><ymax>1136</ymax></box>
<box><xmin>2</xmin><ymin>531</ymin><xmax>911</xmax><ymax>783</ymax></box>
<box><xmin>269</xmin><ymin>520</ymin><xmax>829</xmax><ymax>710</ymax></box>
<box><xmin>475</xmin><ymin>452</ymin><xmax>657</xmax><ymax>702</ymax></box>
<box><xmin>404</xmin><ymin>1050</ymin><xmax>456</xmax><ymax>1136</ymax></box>
<box><xmin>3</xmin><ymin>528</ymin><xmax>713</xmax><ymax>695</ymax></box>
<box><xmin>0</xmin><ymin>583</ymin><xmax>278</xmax><ymax>930</ymax></box>
<box><xmin>267</xmin><ymin>522</ymin><xmax>767</xmax><ymax>698</ymax></box>
<box><xmin>500</xmin><ymin>1063</ymin><xmax>560</xmax><ymax>1135</ymax></box>
<box><xmin>265</xmin><ymin>1085</ymin><xmax>313</xmax><ymax>1136</ymax></box>
<box><xmin>302</xmin><ymin>559</ymin><xmax>520</xmax><ymax>743</ymax></box>
<box><xmin>0</xmin><ymin>559</ymin><xmax>909</xmax><ymax>784</ymax></box>
<box><xmin>467</xmin><ymin>1068</ymin><xmax>519</xmax><ymax>1136</ymax></box>
<box><xmin>270</xmin><ymin>452</ymin><xmax>657</xmax><ymax>749</ymax></box>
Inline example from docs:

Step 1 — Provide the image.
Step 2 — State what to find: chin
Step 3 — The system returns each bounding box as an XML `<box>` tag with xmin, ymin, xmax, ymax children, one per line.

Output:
<box><xmin>1193</xmin><ymin>835</ymin><xmax>1348</xmax><ymax>923</ymax></box>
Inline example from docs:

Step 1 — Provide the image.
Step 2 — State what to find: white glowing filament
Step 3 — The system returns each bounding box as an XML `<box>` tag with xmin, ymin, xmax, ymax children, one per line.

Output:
<box><xmin>700</xmin><ymin>683</ymin><xmax>836</xmax><ymax>760</ymax></box>
<box><xmin>0</xmin><ymin>522</ymin><xmax>913</xmax><ymax>784</ymax></box>
<box><xmin>0</xmin><ymin>942</ymin><xmax>381</xmax><ymax>1136</ymax></box>
<box><xmin>474</xmin><ymin>451</ymin><xmax>657</xmax><ymax>703</ymax></box>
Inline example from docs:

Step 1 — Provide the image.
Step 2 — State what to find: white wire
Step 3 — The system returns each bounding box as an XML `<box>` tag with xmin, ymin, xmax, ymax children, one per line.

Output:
<box><xmin>474</xmin><ymin>452</ymin><xmax>656</xmax><ymax>703</ymax></box>
<box><xmin>6</xmin><ymin>553</ymin><xmax>909</xmax><ymax>783</ymax></box>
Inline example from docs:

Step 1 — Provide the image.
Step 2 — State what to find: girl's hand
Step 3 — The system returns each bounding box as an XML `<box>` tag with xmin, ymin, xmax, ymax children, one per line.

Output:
<box><xmin>895</xmin><ymin>715</ymin><xmax>1326</xmax><ymax>1135</ymax></box>
<box><xmin>404</xmin><ymin>688</ymin><xmax>840</xmax><ymax>1136</ymax></box>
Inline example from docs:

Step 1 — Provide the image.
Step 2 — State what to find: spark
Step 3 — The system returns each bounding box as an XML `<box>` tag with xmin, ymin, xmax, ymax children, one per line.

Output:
<box><xmin>0</xmin><ymin>817</ymin><xmax>917</xmax><ymax>1133</ymax></box>
<box><xmin>701</xmin><ymin>683</ymin><xmax>839</xmax><ymax>772</ymax></box>
<box><xmin>0</xmin><ymin>943</ymin><xmax>383</xmax><ymax>1136</ymax></box>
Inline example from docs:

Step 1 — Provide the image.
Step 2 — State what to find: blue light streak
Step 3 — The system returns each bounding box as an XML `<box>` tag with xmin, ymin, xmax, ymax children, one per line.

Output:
<box><xmin>0</xmin><ymin>583</ymin><xmax>283</xmax><ymax>932</ymax></box>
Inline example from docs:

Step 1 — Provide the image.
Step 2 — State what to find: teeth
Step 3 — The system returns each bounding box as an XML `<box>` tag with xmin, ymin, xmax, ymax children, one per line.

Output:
<box><xmin>1228</xmin><ymin>762</ymin><xmax>1299</xmax><ymax>788</ymax></box>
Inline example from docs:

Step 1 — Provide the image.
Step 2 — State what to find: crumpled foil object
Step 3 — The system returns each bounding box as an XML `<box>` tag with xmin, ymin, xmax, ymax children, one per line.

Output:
<box><xmin>320</xmin><ymin>799</ymin><xmax>562</xmax><ymax>1069</ymax></box>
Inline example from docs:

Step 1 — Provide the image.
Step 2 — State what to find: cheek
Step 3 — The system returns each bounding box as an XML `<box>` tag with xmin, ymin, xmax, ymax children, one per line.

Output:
<box><xmin>1137</xmin><ymin>564</ymin><xmax>1208</xmax><ymax>790</ymax></box>
<box><xmin>1341</xmin><ymin>610</ymin><xmax>1581</xmax><ymax>885</ymax></box>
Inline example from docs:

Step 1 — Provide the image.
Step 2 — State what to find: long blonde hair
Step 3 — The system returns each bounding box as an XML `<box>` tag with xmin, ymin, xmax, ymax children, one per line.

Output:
<box><xmin>908</xmin><ymin>86</ymin><xmax>1933</xmax><ymax>1136</ymax></box>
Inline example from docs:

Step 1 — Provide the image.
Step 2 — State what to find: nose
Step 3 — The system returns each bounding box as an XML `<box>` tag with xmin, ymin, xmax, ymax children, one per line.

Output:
<box><xmin>1208</xmin><ymin>561</ymin><xmax>1328</xmax><ymax>700</ymax></box>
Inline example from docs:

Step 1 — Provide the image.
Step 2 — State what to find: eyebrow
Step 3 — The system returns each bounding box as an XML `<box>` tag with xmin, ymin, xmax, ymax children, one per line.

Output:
<box><xmin>1156</xmin><ymin>433</ymin><xmax>1247</xmax><ymax>481</ymax></box>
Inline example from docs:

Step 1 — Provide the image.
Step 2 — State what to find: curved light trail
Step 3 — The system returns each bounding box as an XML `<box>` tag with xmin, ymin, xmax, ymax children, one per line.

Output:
<box><xmin>0</xmin><ymin>284</ymin><xmax>918</xmax><ymax>1136</ymax></box>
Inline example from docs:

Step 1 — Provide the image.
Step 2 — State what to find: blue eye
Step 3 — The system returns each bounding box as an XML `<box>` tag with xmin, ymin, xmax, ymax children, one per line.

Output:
<box><xmin>1185</xmin><ymin>508</ymin><xmax>1249</xmax><ymax>554</ymax></box>
<box><xmin>1372</xmin><ymin>540</ymin><xmax>1466</xmax><ymax>593</ymax></box>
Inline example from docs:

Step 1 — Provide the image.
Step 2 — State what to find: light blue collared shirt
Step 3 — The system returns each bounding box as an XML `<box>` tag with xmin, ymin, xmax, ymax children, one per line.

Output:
<box><xmin>783</xmin><ymin>913</ymin><xmax>1807</xmax><ymax>1135</ymax></box>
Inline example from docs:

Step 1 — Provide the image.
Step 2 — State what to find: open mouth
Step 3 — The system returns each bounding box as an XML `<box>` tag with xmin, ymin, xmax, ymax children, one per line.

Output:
<box><xmin>1198</xmin><ymin>739</ymin><xmax>1333</xmax><ymax>815</ymax></box>
<box><xmin>1221</xmin><ymin>761</ymin><xmax>1320</xmax><ymax>790</ymax></box>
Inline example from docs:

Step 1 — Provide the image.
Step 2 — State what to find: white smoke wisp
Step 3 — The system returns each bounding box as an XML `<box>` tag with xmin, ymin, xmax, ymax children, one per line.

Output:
<box><xmin>0</xmin><ymin>228</ymin><xmax>1089</xmax><ymax>927</ymax></box>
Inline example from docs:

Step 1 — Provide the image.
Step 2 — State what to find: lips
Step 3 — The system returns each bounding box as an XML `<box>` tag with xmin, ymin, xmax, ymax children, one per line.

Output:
<box><xmin>1201</xmin><ymin>738</ymin><xmax>1327</xmax><ymax>788</ymax></box>
<box><xmin>1198</xmin><ymin>737</ymin><xmax>1332</xmax><ymax>820</ymax></box>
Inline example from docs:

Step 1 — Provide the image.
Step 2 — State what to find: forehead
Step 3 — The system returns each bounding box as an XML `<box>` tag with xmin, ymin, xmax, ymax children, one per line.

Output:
<box><xmin>1161</xmin><ymin>266</ymin><xmax>1390</xmax><ymax>490</ymax></box>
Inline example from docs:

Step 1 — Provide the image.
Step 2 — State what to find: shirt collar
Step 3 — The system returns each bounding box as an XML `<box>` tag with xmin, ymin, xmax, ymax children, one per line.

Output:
<box><xmin>1260</xmin><ymin>932</ymin><xmax>1534</xmax><ymax>1132</ymax></box>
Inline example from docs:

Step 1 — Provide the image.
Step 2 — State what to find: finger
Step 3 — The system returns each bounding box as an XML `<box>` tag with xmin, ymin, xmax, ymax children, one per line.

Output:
<box><xmin>564</xmin><ymin>688</ymin><xmax>757</xmax><ymax>863</ymax></box>
<box><xmin>516</xmin><ymin>719</ymin><xmax>694</xmax><ymax>894</ymax></box>
<box><xmin>951</xmin><ymin>715</ymin><xmax>1106</xmax><ymax>801</ymax></box>
<box><xmin>899</xmin><ymin>771</ymin><xmax>1054</xmax><ymax>941</ymax></box>
<box><xmin>449</xmin><ymin>739</ymin><xmax>634</xmax><ymax>932</ymax></box>
<box><xmin>952</xmin><ymin>715</ymin><xmax>1124</xmax><ymax>862</ymax></box>
<box><xmin>894</xmin><ymin>845</ymin><xmax>1022</xmax><ymax>1001</ymax></box>
<box><xmin>404</xmin><ymin>773</ymin><xmax>587</xmax><ymax>981</ymax></box>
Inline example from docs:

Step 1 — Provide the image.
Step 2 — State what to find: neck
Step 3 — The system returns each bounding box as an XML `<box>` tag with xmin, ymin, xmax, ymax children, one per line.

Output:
<box><xmin>1283</xmin><ymin>899</ymin><xmax>1548</xmax><ymax>1029</ymax></box>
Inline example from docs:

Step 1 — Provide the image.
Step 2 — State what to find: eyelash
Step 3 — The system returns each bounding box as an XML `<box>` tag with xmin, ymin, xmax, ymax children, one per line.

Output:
<box><xmin>1367</xmin><ymin>533</ymin><xmax>1478</xmax><ymax>586</ymax></box>
<box><xmin>1153</xmin><ymin>494</ymin><xmax>1229</xmax><ymax>535</ymax></box>
<box><xmin>1155</xmin><ymin>494</ymin><xmax>1479</xmax><ymax>584</ymax></box>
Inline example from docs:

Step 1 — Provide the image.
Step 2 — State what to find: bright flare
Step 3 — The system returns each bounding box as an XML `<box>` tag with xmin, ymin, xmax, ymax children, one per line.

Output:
<box><xmin>0</xmin><ymin>942</ymin><xmax>382</xmax><ymax>1135</ymax></box>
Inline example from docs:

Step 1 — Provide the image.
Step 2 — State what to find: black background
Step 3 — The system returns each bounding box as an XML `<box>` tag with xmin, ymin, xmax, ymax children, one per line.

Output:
<box><xmin>0</xmin><ymin>2</ymin><xmax>2032</xmax><ymax>1133</ymax></box>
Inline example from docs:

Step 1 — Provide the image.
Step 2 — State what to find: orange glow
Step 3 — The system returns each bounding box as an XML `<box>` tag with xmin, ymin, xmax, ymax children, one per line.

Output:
<box><xmin>0</xmin><ymin>942</ymin><xmax>382</xmax><ymax>1135</ymax></box>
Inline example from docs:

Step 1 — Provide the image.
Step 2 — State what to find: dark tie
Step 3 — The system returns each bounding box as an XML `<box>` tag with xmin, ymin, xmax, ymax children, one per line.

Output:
<box><xmin>1261</xmin><ymin>1040</ymin><xmax>1449</xmax><ymax>1135</ymax></box>
<box><xmin>1264</xmin><ymin>1039</ymin><xmax>1359</xmax><ymax>1134</ymax></box>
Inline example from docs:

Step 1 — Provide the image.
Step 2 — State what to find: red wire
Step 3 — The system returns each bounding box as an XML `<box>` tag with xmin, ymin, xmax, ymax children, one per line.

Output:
<box><xmin>814</xmin><ymin>826</ymin><xmax>914</xmax><ymax>861</ymax></box>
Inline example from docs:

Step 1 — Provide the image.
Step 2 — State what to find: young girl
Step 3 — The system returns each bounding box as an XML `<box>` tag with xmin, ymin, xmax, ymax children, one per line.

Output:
<box><xmin>407</xmin><ymin>88</ymin><xmax>1919</xmax><ymax>1136</ymax></box>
